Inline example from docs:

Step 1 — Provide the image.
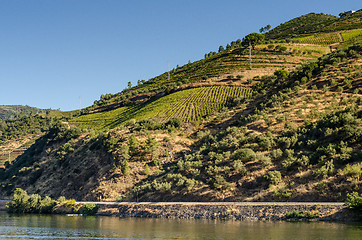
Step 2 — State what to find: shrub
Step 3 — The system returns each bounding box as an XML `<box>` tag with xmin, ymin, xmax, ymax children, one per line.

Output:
<box><xmin>128</xmin><ymin>134</ymin><xmax>139</xmax><ymax>155</ymax></box>
<box><xmin>7</xmin><ymin>188</ymin><xmax>57</xmax><ymax>214</ymax></box>
<box><xmin>152</xmin><ymin>180</ymin><xmax>172</xmax><ymax>192</ymax></box>
<box><xmin>121</xmin><ymin>160</ymin><xmax>130</xmax><ymax>175</ymax></box>
<box><xmin>144</xmin><ymin>164</ymin><xmax>150</xmax><ymax>175</ymax></box>
<box><xmin>232</xmin><ymin>160</ymin><xmax>247</xmax><ymax>175</ymax></box>
<box><xmin>79</xmin><ymin>203</ymin><xmax>98</xmax><ymax>215</ymax></box>
<box><xmin>166</xmin><ymin>118</ymin><xmax>182</xmax><ymax>128</ymax></box>
<box><xmin>231</xmin><ymin>148</ymin><xmax>256</xmax><ymax>162</ymax></box>
<box><xmin>313</xmin><ymin>160</ymin><xmax>334</xmax><ymax>179</ymax></box>
<box><xmin>285</xmin><ymin>210</ymin><xmax>319</xmax><ymax>219</ymax></box>
<box><xmin>342</xmin><ymin>163</ymin><xmax>362</xmax><ymax>179</ymax></box>
<box><xmin>265</xmin><ymin>170</ymin><xmax>281</xmax><ymax>186</ymax></box>
<box><xmin>345</xmin><ymin>192</ymin><xmax>362</xmax><ymax>212</ymax></box>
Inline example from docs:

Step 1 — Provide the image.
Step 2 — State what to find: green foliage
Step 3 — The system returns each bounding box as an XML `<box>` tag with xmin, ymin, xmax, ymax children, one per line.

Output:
<box><xmin>72</xmin><ymin>86</ymin><xmax>252</xmax><ymax>130</ymax></box>
<box><xmin>144</xmin><ymin>164</ymin><xmax>150</xmax><ymax>175</ymax></box>
<box><xmin>79</xmin><ymin>203</ymin><xmax>98</xmax><ymax>215</ymax></box>
<box><xmin>232</xmin><ymin>148</ymin><xmax>256</xmax><ymax>162</ymax></box>
<box><xmin>0</xmin><ymin>115</ymin><xmax>58</xmax><ymax>141</ymax></box>
<box><xmin>266</xmin><ymin>13</ymin><xmax>338</xmax><ymax>39</ymax></box>
<box><xmin>121</xmin><ymin>160</ymin><xmax>130</xmax><ymax>175</ymax></box>
<box><xmin>243</xmin><ymin>32</ymin><xmax>265</xmax><ymax>49</ymax></box>
<box><xmin>295</xmin><ymin>32</ymin><xmax>341</xmax><ymax>45</ymax></box>
<box><xmin>117</xmin><ymin>145</ymin><xmax>130</xmax><ymax>162</ymax></box>
<box><xmin>345</xmin><ymin>192</ymin><xmax>362</xmax><ymax>212</ymax></box>
<box><xmin>285</xmin><ymin>210</ymin><xmax>320</xmax><ymax>219</ymax></box>
<box><xmin>265</xmin><ymin>170</ymin><xmax>282</xmax><ymax>186</ymax></box>
<box><xmin>342</xmin><ymin>163</ymin><xmax>362</xmax><ymax>179</ymax></box>
<box><xmin>274</xmin><ymin>69</ymin><xmax>289</xmax><ymax>79</ymax></box>
<box><xmin>143</xmin><ymin>136</ymin><xmax>159</xmax><ymax>158</ymax></box>
<box><xmin>232</xmin><ymin>160</ymin><xmax>247</xmax><ymax>175</ymax></box>
<box><xmin>7</xmin><ymin>188</ymin><xmax>57</xmax><ymax>214</ymax></box>
<box><xmin>0</xmin><ymin>105</ymin><xmax>56</xmax><ymax>120</ymax></box>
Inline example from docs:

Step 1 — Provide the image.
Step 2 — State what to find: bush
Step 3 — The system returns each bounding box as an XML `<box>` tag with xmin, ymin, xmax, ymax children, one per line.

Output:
<box><xmin>265</xmin><ymin>170</ymin><xmax>281</xmax><ymax>186</ymax></box>
<box><xmin>79</xmin><ymin>203</ymin><xmax>98</xmax><ymax>215</ymax></box>
<box><xmin>121</xmin><ymin>160</ymin><xmax>130</xmax><ymax>175</ymax></box>
<box><xmin>345</xmin><ymin>192</ymin><xmax>362</xmax><ymax>212</ymax></box>
<box><xmin>232</xmin><ymin>160</ymin><xmax>247</xmax><ymax>175</ymax></box>
<box><xmin>231</xmin><ymin>148</ymin><xmax>256</xmax><ymax>162</ymax></box>
<box><xmin>7</xmin><ymin>188</ymin><xmax>57</xmax><ymax>214</ymax></box>
<box><xmin>144</xmin><ymin>164</ymin><xmax>150</xmax><ymax>175</ymax></box>
<box><xmin>285</xmin><ymin>210</ymin><xmax>319</xmax><ymax>219</ymax></box>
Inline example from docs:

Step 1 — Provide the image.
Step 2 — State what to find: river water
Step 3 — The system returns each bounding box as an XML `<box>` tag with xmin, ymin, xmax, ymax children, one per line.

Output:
<box><xmin>0</xmin><ymin>212</ymin><xmax>361</xmax><ymax>240</ymax></box>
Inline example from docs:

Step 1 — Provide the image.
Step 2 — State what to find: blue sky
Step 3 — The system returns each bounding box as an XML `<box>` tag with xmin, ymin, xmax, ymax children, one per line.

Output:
<box><xmin>0</xmin><ymin>0</ymin><xmax>360</xmax><ymax>111</ymax></box>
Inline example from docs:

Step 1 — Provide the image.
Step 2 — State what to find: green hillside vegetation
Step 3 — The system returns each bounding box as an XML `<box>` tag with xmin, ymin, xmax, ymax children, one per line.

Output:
<box><xmin>84</xmin><ymin>42</ymin><xmax>323</xmax><ymax>115</ymax></box>
<box><xmin>0</xmin><ymin>105</ymin><xmax>56</xmax><ymax>120</ymax></box>
<box><xmin>0</xmin><ymin>11</ymin><xmax>361</xmax><ymax>203</ymax></box>
<box><xmin>265</xmin><ymin>11</ymin><xmax>362</xmax><ymax>40</ymax></box>
<box><xmin>291</xmin><ymin>29</ymin><xmax>362</xmax><ymax>46</ymax></box>
<box><xmin>0</xmin><ymin>40</ymin><xmax>360</xmax><ymax>202</ymax></box>
<box><xmin>0</xmin><ymin>115</ymin><xmax>60</xmax><ymax>167</ymax></box>
<box><xmin>265</xmin><ymin>13</ymin><xmax>338</xmax><ymax>39</ymax></box>
<box><xmin>72</xmin><ymin>86</ymin><xmax>252</xmax><ymax>130</ymax></box>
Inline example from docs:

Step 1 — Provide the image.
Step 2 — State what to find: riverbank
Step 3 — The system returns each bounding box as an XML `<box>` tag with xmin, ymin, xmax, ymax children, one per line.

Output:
<box><xmin>0</xmin><ymin>200</ymin><xmax>8</xmax><ymax>211</ymax></box>
<box><xmin>2</xmin><ymin>199</ymin><xmax>357</xmax><ymax>221</ymax></box>
<box><xmin>95</xmin><ymin>202</ymin><xmax>356</xmax><ymax>221</ymax></box>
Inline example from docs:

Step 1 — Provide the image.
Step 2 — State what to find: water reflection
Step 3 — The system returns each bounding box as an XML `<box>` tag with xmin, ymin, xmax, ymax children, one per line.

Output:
<box><xmin>0</xmin><ymin>212</ymin><xmax>361</xmax><ymax>240</ymax></box>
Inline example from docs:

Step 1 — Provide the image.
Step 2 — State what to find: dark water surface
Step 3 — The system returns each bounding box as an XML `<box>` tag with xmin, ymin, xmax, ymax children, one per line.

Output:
<box><xmin>0</xmin><ymin>212</ymin><xmax>361</xmax><ymax>240</ymax></box>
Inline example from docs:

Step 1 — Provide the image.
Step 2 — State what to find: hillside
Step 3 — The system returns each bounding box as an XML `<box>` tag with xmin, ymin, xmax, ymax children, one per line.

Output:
<box><xmin>0</xmin><ymin>105</ymin><xmax>56</xmax><ymax>120</ymax></box>
<box><xmin>74</xmin><ymin>44</ymin><xmax>328</xmax><ymax>129</ymax></box>
<box><xmin>0</xmin><ymin>11</ymin><xmax>361</xmax><ymax>203</ymax></box>
<box><xmin>265</xmin><ymin>10</ymin><xmax>362</xmax><ymax>39</ymax></box>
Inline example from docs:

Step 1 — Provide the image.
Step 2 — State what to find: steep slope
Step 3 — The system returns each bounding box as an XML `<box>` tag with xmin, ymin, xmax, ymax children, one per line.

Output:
<box><xmin>74</xmin><ymin>44</ymin><xmax>326</xmax><ymax>130</ymax></box>
<box><xmin>265</xmin><ymin>10</ymin><xmax>362</xmax><ymax>40</ymax></box>
<box><xmin>0</xmin><ymin>105</ymin><xmax>55</xmax><ymax>120</ymax></box>
<box><xmin>1</xmin><ymin>41</ymin><xmax>360</xmax><ymax>202</ymax></box>
<box><xmin>1</xmin><ymin>11</ymin><xmax>361</xmax><ymax>202</ymax></box>
<box><xmin>266</xmin><ymin>13</ymin><xmax>338</xmax><ymax>39</ymax></box>
<box><xmin>72</xmin><ymin>86</ymin><xmax>252</xmax><ymax>130</ymax></box>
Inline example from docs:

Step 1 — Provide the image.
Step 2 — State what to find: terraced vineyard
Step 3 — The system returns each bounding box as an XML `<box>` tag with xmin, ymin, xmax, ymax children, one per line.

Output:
<box><xmin>137</xmin><ymin>86</ymin><xmax>252</xmax><ymax>122</ymax></box>
<box><xmin>292</xmin><ymin>29</ymin><xmax>362</xmax><ymax>46</ymax></box>
<box><xmin>341</xmin><ymin>29</ymin><xmax>362</xmax><ymax>42</ymax></box>
<box><xmin>72</xmin><ymin>86</ymin><xmax>252</xmax><ymax>130</ymax></box>
<box><xmin>295</xmin><ymin>32</ymin><xmax>341</xmax><ymax>45</ymax></box>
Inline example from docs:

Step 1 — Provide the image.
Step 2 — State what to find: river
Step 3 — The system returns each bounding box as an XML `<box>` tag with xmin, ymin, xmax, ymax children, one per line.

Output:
<box><xmin>0</xmin><ymin>212</ymin><xmax>361</xmax><ymax>239</ymax></box>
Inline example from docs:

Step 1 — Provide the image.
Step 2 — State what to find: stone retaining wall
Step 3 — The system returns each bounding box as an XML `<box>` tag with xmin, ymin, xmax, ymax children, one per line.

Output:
<box><xmin>97</xmin><ymin>203</ymin><xmax>353</xmax><ymax>221</ymax></box>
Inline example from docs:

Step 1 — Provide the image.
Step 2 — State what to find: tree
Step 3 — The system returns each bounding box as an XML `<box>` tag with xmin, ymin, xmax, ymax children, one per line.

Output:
<box><xmin>218</xmin><ymin>45</ymin><xmax>225</xmax><ymax>53</ymax></box>
<box><xmin>259</xmin><ymin>25</ymin><xmax>271</xmax><ymax>33</ymax></box>
<box><xmin>274</xmin><ymin>69</ymin><xmax>289</xmax><ymax>79</ymax></box>
<box><xmin>129</xmin><ymin>134</ymin><xmax>139</xmax><ymax>155</ymax></box>
<box><xmin>127</xmin><ymin>81</ymin><xmax>132</xmax><ymax>89</ymax></box>
<box><xmin>242</xmin><ymin>33</ymin><xmax>265</xmax><ymax>50</ymax></box>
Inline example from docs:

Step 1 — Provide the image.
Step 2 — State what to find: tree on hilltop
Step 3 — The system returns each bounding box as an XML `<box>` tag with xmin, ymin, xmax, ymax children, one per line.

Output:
<box><xmin>259</xmin><ymin>24</ymin><xmax>271</xmax><ymax>33</ymax></box>
<box><xmin>242</xmin><ymin>33</ymin><xmax>265</xmax><ymax>50</ymax></box>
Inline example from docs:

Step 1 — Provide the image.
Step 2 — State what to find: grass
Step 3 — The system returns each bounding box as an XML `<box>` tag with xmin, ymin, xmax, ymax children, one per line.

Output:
<box><xmin>72</xmin><ymin>86</ymin><xmax>252</xmax><ymax>130</ymax></box>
